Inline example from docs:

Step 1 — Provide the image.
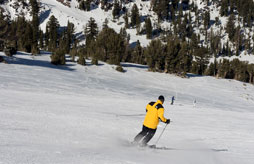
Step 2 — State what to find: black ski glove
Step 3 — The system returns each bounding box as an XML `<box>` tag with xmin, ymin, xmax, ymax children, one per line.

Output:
<box><xmin>165</xmin><ymin>119</ymin><xmax>170</xmax><ymax>124</ymax></box>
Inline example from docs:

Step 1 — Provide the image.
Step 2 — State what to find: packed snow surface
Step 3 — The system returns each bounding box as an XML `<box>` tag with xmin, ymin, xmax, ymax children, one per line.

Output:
<box><xmin>0</xmin><ymin>51</ymin><xmax>254</xmax><ymax>164</ymax></box>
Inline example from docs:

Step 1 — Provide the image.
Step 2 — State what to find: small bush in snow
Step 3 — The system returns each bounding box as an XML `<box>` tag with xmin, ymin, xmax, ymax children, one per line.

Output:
<box><xmin>50</xmin><ymin>49</ymin><xmax>66</xmax><ymax>65</ymax></box>
<box><xmin>77</xmin><ymin>54</ymin><xmax>86</xmax><ymax>66</ymax></box>
<box><xmin>116</xmin><ymin>66</ymin><xmax>124</xmax><ymax>72</ymax></box>
<box><xmin>92</xmin><ymin>58</ymin><xmax>98</xmax><ymax>65</ymax></box>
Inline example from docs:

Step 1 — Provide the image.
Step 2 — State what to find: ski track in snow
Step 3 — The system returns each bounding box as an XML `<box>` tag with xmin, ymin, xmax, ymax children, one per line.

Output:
<box><xmin>1</xmin><ymin>52</ymin><xmax>254</xmax><ymax>164</ymax></box>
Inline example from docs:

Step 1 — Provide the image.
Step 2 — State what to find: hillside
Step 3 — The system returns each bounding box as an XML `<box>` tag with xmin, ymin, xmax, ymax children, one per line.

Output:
<box><xmin>1</xmin><ymin>51</ymin><xmax>254</xmax><ymax>163</ymax></box>
<box><xmin>1</xmin><ymin>0</ymin><xmax>152</xmax><ymax>46</ymax></box>
<box><xmin>1</xmin><ymin>0</ymin><xmax>254</xmax><ymax>85</ymax></box>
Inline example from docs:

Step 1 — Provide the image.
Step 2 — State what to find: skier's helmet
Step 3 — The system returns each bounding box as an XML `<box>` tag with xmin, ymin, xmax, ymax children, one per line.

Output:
<box><xmin>158</xmin><ymin>95</ymin><xmax>165</xmax><ymax>103</ymax></box>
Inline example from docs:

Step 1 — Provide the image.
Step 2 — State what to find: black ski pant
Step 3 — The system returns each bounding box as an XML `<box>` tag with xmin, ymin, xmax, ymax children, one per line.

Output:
<box><xmin>134</xmin><ymin>125</ymin><xmax>156</xmax><ymax>145</ymax></box>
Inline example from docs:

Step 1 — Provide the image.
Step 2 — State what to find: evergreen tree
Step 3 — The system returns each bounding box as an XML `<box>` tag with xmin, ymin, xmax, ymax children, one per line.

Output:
<box><xmin>39</xmin><ymin>30</ymin><xmax>44</xmax><ymax>49</ymax></box>
<box><xmin>226</xmin><ymin>14</ymin><xmax>236</xmax><ymax>41</ymax></box>
<box><xmin>14</xmin><ymin>16</ymin><xmax>27</xmax><ymax>51</ymax></box>
<box><xmin>103</xmin><ymin>18</ymin><xmax>109</xmax><ymax>29</ymax></box>
<box><xmin>46</xmin><ymin>15</ymin><xmax>60</xmax><ymax>52</ymax></box>
<box><xmin>145</xmin><ymin>17</ymin><xmax>153</xmax><ymax>39</ymax></box>
<box><xmin>95</xmin><ymin>27</ymin><xmax>125</xmax><ymax>65</ymax></box>
<box><xmin>178</xmin><ymin>13</ymin><xmax>188</xmax><ymax>40</ymax></box>
<box><xmin>171</xmin><ymin>0</ymin><xmax>179</xmax><ymax>10</ymax></box>
<box><xmin>112</xmin><ymin>0</ymin><xmax>121</xmax><ymax>19</ymax></box>
<box><xmin>193</xmin><ymin>46</ymin><xmax>209</xmax><ymax>75</ymax></box>
<box><xmin>177</xmin><ymin>41</ymin><xmax>192</xmax><ymax>74</ymax></box>
<box><xmin>84</xmin><ymin>17</ymin><xmax>98</xmax><ymax>47</ymax></box>
<box><xmin>59</xmin><ymin>33</ymin><xmax>68</xmax><ymax>54</ymax></box>
<box><xmin>165</xmin><ymin>36</ymin><xmax>181</xmax><ymax>73</ymax></box>
<box><xmin>119</xmin><ymin>27</ymin><xmax>128</xmax><ymax>40</ymax></box>
<box><xmin>204</xmin><ymin>11</ymin><xmax>210</xmax><ymax>30</ymax></box>
<box><xmin>44</xmin><ymin>27</ymin><xmax>49</xmax><ymax>49</ymax></box>
<box><xmin>247</xmin><ymin>64</ymin><xmax>254</xmax><ymax>84</ymax></box>
<box><xmin>206</xmin><ymin>62</ymin><xmax>216</xmax><ymax>76</ymax></box>
<box><xmin>231</xmin><ymin>59</ymin><xmax>249</xmax><ymax>82</ymax></box>
<box><xmin>209</xmin><ymin>29</ymin><xmax>220</xmax><ymax>75</ymax></box>
<box><xmin>79</xmin><ymin>0</ymin><xmax>91</xmax><ymax>11</ymax></box>
<box><xmin>169</xmin><ymin>4</ymin><xmax>176</xmax><ymax>21</ymax></box>
<box><xmin>64</xmin><ymin>21</ymin><xmax>75</xmax><ymax>54</ymax></box>
<box><xmin>220</xmin><ymin>0</ymin><xmax>229</xmax><ymax>16</ymax></box>
<box><xmin>131</xmin><ymin>4</ymin><xmax>140</xmax><ymax>28</ymax></box>
<box><xmin>29</xmin><ymin>0</ymin><xmax>40</xmax><ymax>54</ymax></box>
<box><xmin>217</xmin><ymin>59</ymin><xmax>231</xmax><ymax>78</ymax></box>
<box><xmin>247</xmin><ymin>12</ymin><xmax>252</xmax><ymax>27</ymax></box>
<box><xmin>179</xmin><ymin>3</ymin><xmax>183</xmax><ymax>17</ymax></box>
<box><xmin>190</xmin><ymin>33</ymin><xmax>199</xmax><ymax>50</ymax></box>
<box><xmin>85</xmin><ymin>0</ymin><xmax>91</xmax><ymax>11</ymax></box>
<box><xmin>234</xmin><ymin>25</ymin><xmax>243</xmax><ymax>56</ymax></box>
<box><xmin>124</xmin><ymin>11</ymin><xmax>129</xmax><ymax>28</ymax></box>
<box><xmin>145</xmin><ymin>39</ymin><xmax>165</xmax><ymax>71</ymax></box>
<box><xmin>79</xmin><ymin>1</ymin><xmax>85</xmax><ymax>10</ymax></box>
<box><xmin>0</xmin><ymin>12</ymin><xmax>9</xmax><ymax>38</ymax></box>
<box><xmin>132</xmin><ymin>40</ymin><xmax>145</xmax><ymax>64</ymax></box>
<box><xmin>152</xmin><ymin>0</ymin><xmax>170</xmax><ymax>21</ymax></box>
<box><xmin>24</xmin><ymin>23</ymin><xmax>33</xmax><ymax>53</ymax></box>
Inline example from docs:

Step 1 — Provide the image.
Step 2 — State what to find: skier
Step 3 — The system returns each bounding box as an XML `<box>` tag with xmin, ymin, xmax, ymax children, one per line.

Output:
<box><xmin>133</xmin><ymin>95</ymin><xmax>170</xmax><ymax>147</ymax></box>
<box><xmin>193</xmin><ymin>99</ymin><xmax>196</xmax><ymax>107</ymax></box>
<box><xmin>171</xmin><ymin>96</ymin><xmax>175</xmax><ymax>105</ymax></box>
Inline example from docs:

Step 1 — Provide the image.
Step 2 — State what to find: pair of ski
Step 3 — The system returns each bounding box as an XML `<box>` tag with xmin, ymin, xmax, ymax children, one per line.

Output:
<box><xmin>131</xmin><ymin>142</ymin><xmax>228</xmax><ymax>152</ymax></box>
<box><xmin>130</xmin><ymin>142</ymin><xmax>172</xmax><ymax>150</ymax></box>
<box><xmin>146</xmin><ymin>144</ymin><xmax>173</xmax><ymax>150</ymax></box>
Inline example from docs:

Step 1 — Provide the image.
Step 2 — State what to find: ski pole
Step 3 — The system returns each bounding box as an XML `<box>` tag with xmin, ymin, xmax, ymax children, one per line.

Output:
<box><xmin>154</xmin><ymin>123</ymin><xmax>168</xmax><ymax>145</ymax></box>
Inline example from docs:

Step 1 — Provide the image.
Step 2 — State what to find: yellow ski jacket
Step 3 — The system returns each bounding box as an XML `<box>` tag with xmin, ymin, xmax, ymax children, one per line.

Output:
<box><xmin>143</xmin><ymin>100</ymin><xmax>167</xmax><ymax>129</ymax></box>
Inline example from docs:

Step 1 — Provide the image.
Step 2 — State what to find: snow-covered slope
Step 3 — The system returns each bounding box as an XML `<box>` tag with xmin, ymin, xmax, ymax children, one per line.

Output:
<box><xmin>1</xmin><ymin>52</ymin><xmax>254</xmax><ymax>164</ymax></box>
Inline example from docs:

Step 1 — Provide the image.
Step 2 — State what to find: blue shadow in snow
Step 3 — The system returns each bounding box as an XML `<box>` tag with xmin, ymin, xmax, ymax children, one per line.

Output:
<box><xmin>6</xmin><ymin>52</ymin><xmax>75</xmax><ymax>71</ymax></box>
<box><xmin>75</xmin><ymin>32</ymin><xmax>85</xmax><ymax>41</ymax></box>
<box><xmin>85</xmin><ymin>61</ymin><xmax>104</xmax><ymax>67</ymax></box>
<box><xmin>121</xmin><ymin>63</ymin><xmax>148</xmax><ymax>69</ymax></box>
<box><xmin>129</xmin><ymin>41</ymin><xmax>138</xmax><ymax>49</ymax></box>
<box><xmin>186</xmin><ymin>73</ymin><xmax>204</xmax><ymax>78</ymax></box>
<box><xmin>40</xmin><ymin>9</ymin><xmax>51</xmax><ymax>24</ymax></box>
<box><xmin>39</xmin><ymin>51</ymin><xmax>52</xmax><ymax>55</ymax></box>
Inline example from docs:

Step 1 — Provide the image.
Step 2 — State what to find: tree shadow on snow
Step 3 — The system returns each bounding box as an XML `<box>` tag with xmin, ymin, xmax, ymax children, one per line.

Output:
<box><xmin>6</xmin><ymin>52</ymin><xmax>75</xmax><ymax>71</ymax></box>
<box><xmin>121</xmin><ymin>63</ymin><xmax>148</xmax><ymax>69</ymax></box>
<box><xmin>186</xmin><ymin>73</ymin><xmax>206</xmax><ymax>78</ymax></box>
<box><xmin>85</xmin><ymin>61</ymin><xmax>104</xmax><ymax>67</ymax></box>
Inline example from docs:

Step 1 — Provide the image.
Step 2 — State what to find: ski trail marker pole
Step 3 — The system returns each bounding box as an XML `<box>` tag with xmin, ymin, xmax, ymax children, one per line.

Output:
<box><xmin>154</xmin><ymin>124</ymin><xmax>168</xmax><ymax>145</ymax></box>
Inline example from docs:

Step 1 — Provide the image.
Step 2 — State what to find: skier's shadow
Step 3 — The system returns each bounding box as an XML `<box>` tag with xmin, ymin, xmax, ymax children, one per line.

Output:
<box><xmin>153</xmin><ymin>146</ymin><xmax>228</xmax><ymax>152</ymax></box>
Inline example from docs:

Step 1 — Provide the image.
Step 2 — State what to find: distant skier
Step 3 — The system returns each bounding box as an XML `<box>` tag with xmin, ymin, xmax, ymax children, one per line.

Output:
<box><xmin>171</xmin><ymin>96</ymin><xmax>175</xmax><ymax>105</ymax></box>
<box><xmin>193</xmin><ymin>99</ymin><xmax>196</xmax><ymax>107</ymax></box>
<box><xmin>133</xmin><ymin>95</ymin><xmax>170</xmax><ymax>147</ymax></box>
